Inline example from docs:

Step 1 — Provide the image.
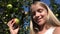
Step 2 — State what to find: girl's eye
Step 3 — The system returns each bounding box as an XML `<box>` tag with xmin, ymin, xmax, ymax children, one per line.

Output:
<box><xmin>37</xmin><ymin>9</ymin><xmax>43</xmax><ymax>13</ymax></box>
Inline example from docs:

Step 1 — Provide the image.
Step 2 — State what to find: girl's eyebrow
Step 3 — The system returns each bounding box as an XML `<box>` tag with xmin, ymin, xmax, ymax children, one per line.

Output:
<box><xmin>37</xmin><ymin>9</ymin><xmax>43</xmax><ymax>11</ymax></box>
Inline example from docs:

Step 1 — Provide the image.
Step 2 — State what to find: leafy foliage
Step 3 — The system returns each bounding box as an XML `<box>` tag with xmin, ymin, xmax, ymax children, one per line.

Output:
<box><xmin>0</xmin><ymin>0</ymin><xmax>32</xmax><ymax>34</ymax></box>
<box><xmin>50</xmin><ymin>0</ymin><xmax>60</xmax><ymax>20</ymax></box>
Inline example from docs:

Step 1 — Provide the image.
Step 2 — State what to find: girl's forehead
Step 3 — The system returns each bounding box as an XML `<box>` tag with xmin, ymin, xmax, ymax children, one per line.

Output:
<box><xmin>31</xmin><ymin>4</ymin><xmax>45</xmax><ymax>11</ymax></box>
<box><xmin>31</xmin><ymin>5</ymin><xmax>36</xmax><ymax>9</ymax></box>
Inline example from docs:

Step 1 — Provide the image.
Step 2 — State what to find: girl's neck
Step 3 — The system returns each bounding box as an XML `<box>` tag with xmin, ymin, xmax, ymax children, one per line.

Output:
<box><xmin>37</xmin><ymin>23</ymin><xmax>52</xmax><ymax>34</ymax></box>
<box><xmin>39</xmin><ymin>23</ymin><xmax>52</xmax><ymax>31</ymax></box>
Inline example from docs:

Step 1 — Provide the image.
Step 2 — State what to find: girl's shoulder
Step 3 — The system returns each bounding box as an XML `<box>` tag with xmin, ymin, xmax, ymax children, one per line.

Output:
<box><xmin>53</xmin><ymin>27</ymin><xmax>60</xmax><ymax>34</ymax></box>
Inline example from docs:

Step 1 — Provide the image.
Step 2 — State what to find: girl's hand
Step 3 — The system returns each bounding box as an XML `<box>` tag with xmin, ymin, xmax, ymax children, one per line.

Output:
<box><xmin>7</xmin><ymin>19</ymin><xmax>19</xmax><ymax>34</ymax></box>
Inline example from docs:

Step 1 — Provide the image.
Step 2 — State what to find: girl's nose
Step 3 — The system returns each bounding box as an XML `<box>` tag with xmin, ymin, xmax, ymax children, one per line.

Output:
<box><xmin>35</xmin><ymin>12</ymin><xmax>40</xmax><ymax>16</ymax></box>
<box><xmin>35</xmin><ymin>12</ymin><xmax>42</xmax><ymax>19</ymax></box>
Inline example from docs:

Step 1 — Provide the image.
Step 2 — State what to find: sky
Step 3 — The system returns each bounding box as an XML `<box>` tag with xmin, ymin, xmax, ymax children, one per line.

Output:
<box><xmin>24</xmin><ymin>0</ymin><xmax>60</xmax><ymax>12</ymax></box>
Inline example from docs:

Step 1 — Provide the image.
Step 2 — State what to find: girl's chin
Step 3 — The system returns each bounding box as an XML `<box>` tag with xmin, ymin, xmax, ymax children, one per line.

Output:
<box><xmin>37</xmin><ymin>22</ymin><xmax>45</xmax><ymax>25</ymax></box>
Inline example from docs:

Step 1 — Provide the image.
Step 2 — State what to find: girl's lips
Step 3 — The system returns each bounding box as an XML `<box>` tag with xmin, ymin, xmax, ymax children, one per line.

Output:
<box><xmin>37</xmin><ymin>16</ymin><xmax>43</xmax><ymax>21</ymax></box>
<box><xmin>36</xmin><ymin>18</ymin><xmax>42</xmax><ymax>23</ymax></box>
<box><xmin>38</xmin><ymin>19</ymin><xmax>41</xmax><ymax>22</ymax></box>
<box><xmin>34</xmin><ymin>16</ymin><xmax>44</xmax><ymax>22</ymax></box>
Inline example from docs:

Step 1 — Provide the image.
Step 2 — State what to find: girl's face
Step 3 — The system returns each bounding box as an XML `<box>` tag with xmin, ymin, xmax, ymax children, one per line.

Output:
<box><xmin>31</xmin><ymin>4</ymin><xmax>48</xmax><ymax>25</ymax></box>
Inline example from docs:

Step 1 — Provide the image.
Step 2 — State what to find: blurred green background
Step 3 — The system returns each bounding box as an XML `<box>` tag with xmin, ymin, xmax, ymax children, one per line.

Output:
<box><xmin>0</xmin><ymin>0</ymin><xmax>60</xmax><ymax>34</ymax></box>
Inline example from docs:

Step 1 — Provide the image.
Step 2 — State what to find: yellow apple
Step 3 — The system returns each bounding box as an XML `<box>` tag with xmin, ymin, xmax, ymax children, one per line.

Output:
<box><xmin>7</xmin><ymin>4</ymin><xmax>13</xmax><ymax>9</ymax></box>
<box><xmin>14</xmin><ymin>18</ymin><xmax>20</xmax><ymax>24</ymax></box>
<box><xmin>56</xmin><ymin>14</ymin><xmax>59</xmax><ymax>17</ymax></box>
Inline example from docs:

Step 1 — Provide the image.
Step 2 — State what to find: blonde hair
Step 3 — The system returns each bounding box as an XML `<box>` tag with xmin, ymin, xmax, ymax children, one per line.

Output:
<box><xmin>30</xmin><ymin>1</ymin><xmax>60</xmax><ymax>34</ymax></box>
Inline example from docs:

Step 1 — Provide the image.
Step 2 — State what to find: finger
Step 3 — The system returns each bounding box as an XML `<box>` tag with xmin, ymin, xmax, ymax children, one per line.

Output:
<box><xmin>7</xmin><ymin>19</ymin><xmax>14</xmax><ymax>27</ymax></box>
<box><xmin>11</xmin><ymin>19</ymin><xmax>16</xmax><ymax>27</ymax></box>
<box><xmin>9</xmin><ymin>19</ymin><xmax>14</xmax><ymax>24</ymax></box>
<box><xmin>7</xmin><ymin>19</ymin><xmax>13</xmax><ymax>25</ymax></box>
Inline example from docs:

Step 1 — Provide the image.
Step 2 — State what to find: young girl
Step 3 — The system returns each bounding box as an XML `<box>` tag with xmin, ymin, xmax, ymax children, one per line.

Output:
<box><xmin>7</xmin><ymin>1</ymin><xmax>60</xmax><ymax>34</ymax></box>
<box><xmin>30</xmin><ymin>1</ymin><xmax>60</xmax><ymax>34</ymax></box>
